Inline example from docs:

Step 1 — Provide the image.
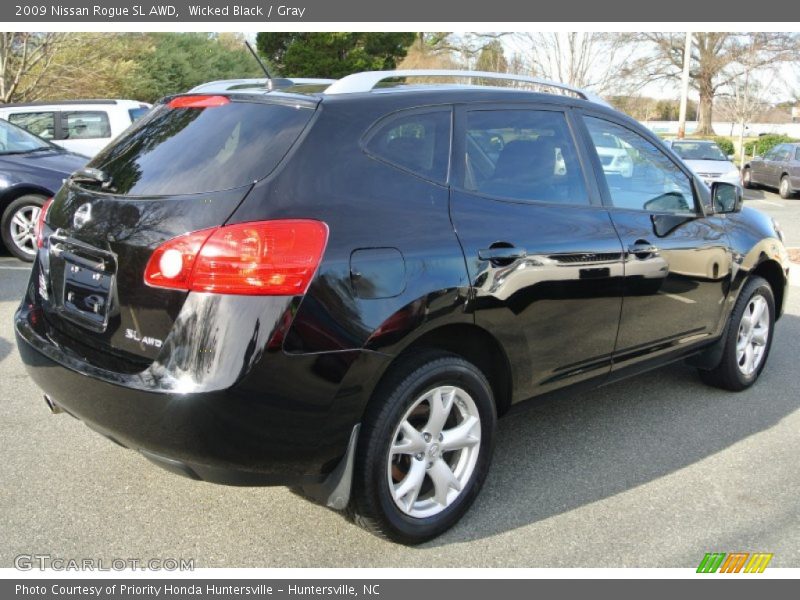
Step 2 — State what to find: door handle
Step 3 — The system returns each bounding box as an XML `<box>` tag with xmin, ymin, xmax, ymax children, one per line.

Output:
<box><xmin>627</xmin><ymin>241</ymin><xmax>658</xmax><ymax>258</ymax></box>
<box><xmin>478</xmin><ymin>246</ymin><xmax>527</xmax><ymax>261</ymax></box>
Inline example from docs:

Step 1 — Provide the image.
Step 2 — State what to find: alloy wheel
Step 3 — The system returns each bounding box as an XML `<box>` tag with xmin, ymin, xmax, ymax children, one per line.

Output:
<box><xmin>736</xmin><ymin>294</ymin><xmax>770</xmax><ymax>377</ymax></box>
<box><xmin>387</xmin><ymin>385</ymin><xmax>482</xmax><ymax>518</ymax></box>
<box><xmin>8</xmin><ymin>204</ymin><xmax>40</xmax><ymax>258</ymax></box>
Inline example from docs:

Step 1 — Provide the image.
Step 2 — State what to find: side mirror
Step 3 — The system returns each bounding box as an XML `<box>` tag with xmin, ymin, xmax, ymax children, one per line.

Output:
<box><xmin>727</xmin><ymin>154</ymin><xmax>735</xmax><ymax>161</ymax></box>
<box><xmin>711</xmin><ymin>181</ymin><xmax>743</xmax><ymax>214</ymax></box>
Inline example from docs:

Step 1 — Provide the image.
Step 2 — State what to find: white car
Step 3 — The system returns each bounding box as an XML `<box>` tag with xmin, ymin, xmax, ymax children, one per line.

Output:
<box><xmin>665</xmin><ymin>139</ymin><xmax>742</xmax><ymax>188</ymax></box>
<box><xmin>0</xmin><ymin>99</ymin><xmax>151</xmax><ymax>158</ymax></box>
<box><xmin>589</xmin><ymin>129</ymin><xmax>634</xmax><ymax>178</ymax></box>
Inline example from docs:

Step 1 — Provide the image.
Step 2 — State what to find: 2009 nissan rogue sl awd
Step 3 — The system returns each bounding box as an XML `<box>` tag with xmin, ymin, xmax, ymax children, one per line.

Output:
<box><xmin>15</xmin><ymin>71</ymin><xmax>789</xmax><ymax>544</ymax></box>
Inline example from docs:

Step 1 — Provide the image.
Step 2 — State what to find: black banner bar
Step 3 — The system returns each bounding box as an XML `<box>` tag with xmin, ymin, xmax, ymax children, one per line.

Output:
<box><xmin>4</xmin><ymin>579</ymin><xmax>799</xmax><ymax>600</ymax></box>
<box><xmin>3</xmin><ymin>0</ymin><xmax>800</xmax><ymax>22</ymax></box>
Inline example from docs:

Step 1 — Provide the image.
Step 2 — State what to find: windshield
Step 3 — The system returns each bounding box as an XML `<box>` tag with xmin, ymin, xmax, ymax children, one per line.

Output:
<box><xmin>671</xmin><ymin>141</ymin><xmax>728</xmax><ymax>161</ymax></box>
<box><xmin>0</xmin><ymin>118</ymin><xmax>55</xmax><ymax>155</ymax></box>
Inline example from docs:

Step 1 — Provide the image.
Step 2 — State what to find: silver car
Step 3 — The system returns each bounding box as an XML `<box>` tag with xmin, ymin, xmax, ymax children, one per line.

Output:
<box><xmin>743</xmin><ymin>142</ymin><xmax>800</xmax><ymax>199</ymax></box>
<box><xmin>666</xmin><ymin>139</ymin><xmax>741</xmax><ymax>189</ymax></box>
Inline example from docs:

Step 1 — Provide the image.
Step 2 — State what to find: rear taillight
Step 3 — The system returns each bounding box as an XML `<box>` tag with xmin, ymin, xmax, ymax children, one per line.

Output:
<box><xmin>35</xmin><ymin>197</ymin><xmax>54</xmax><ymax>249</ymax></box>
<box><xmin>143</xmin><ymin>228</ymin><xmax>216</xmax><ymax>290</ymax></box>
<box><xmin>144</xmin><ymin>220</ymin><xmax>329</xmax><ymax>296</ymax></box>
<box><xmin>167</xmin><ymin>95</ymin><xmax>230</xmax><ymax>109</ymax></box>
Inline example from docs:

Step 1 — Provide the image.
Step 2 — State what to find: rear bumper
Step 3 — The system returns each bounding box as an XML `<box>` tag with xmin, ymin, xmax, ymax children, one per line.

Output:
<box><xmin>15</xmin><ymin>299</ymin><xmax>391</xmax><ymax>487</ymax></box>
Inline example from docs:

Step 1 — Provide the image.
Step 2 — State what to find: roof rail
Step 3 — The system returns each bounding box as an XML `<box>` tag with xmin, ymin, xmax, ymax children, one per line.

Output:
<box><xmin>189</xmin><ymin>78</ymin><xmax>335</xmax><ymax>93</ymax></box>
<box><xmin>324</xmin><ymin>70</ymin><xmax>609</xmax><ymax>106</ymax></box>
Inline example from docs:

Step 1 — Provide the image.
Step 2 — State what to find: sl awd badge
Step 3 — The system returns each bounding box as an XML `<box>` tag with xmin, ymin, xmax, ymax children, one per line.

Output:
<box><xmin>125</xmin><ymin>328</ymin><xmax>163</xmax><ymax>349</ymax></box>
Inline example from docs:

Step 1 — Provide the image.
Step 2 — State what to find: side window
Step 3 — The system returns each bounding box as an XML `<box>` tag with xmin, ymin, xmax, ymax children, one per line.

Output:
<box><xmin>365</xmin><ymin>109</ymin><xmax>451</xmax><ymax>183</ymax></box>
<box><xmin>8</xmin><ymin>112</ymin><xmax>56</xmax><ymax>140</ymax></box>
<box><xmin>583</xmin><ymin>116</ymin><xmax>696</xmax><ymax>214</ymax></box>
<box><xmin>765</xmin><ymin>144</ymin><xmax>788</xmax><ymax>161</ymax></box>
<box><xmin>128</xmin><ymin>107</ymin><xmax>150</xmax><ymax>123</ymax></box>
<box><xmin>795</xmin><ymin>147</ymin><xmax>800</xmax><ymax>161</ymax></box>
<box><xmin>63</xmin><ymin>111</ymin><xmax>112</xmax><ymax>140</ymax></box>
<box><xmin>464</xmin><ymin>109</ymin><xmax>588</xmax><ymax>205</ymax></box>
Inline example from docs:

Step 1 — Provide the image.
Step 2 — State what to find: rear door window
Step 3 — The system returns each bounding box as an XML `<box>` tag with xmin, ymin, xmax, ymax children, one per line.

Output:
<box><xmin>365</xmin><ymin>109</ymin><xmax>451</xmax><ymax>183</ymax></box>
<box><xmin>8</xmin><ymin>111</ymin><xmax>56</xmax><ymax>140</ymax></box>
<box><xmin>463</xmin><ymin>108</ymin><xmax>589</xmax><ymax>205</ymax></box>
<box><xmin>63</xmin><ymin>111</ymin><xmax>112</xmax><ymax>140</ymax></box>
<box><xmin>87</xmin><ymin>98</ymin><xmax>315</xmax><ymax>196</ymax></box>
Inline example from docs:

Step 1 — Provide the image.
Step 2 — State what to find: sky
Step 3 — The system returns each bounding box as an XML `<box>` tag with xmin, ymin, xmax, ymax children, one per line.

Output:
<box><xmin>242</xmin><ymin>31</ymin><xmax>799</xmax><ymax>104</ymax></box>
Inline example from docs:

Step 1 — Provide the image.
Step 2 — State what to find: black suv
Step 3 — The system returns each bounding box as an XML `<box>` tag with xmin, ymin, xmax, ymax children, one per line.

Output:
<box><xmin>14</xmin><ymin>71</ymin><xmax>789</xmax><ymax>544</ymax></box>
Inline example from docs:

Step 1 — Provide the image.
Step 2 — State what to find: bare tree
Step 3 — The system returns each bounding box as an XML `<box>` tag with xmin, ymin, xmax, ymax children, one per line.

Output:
<box><xmin>509</xmin><ymin>32</ymin><xmax>639</xmax><ymax>95</ymax></box>
<box><xmin>632</xmin><ymin>32</ymin><xmax>800</xmax><ymax>135</ymax></box>
<box><xmin>0</xmin><ymin>33</ymin><xmax>67</xmax><ymax>104</ymax></box>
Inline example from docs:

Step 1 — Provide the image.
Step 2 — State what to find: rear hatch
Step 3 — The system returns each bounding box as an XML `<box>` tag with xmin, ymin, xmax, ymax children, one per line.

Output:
<box><xmin>38</xmin><ymin>93</ymin><xmax>317</xmax><ymax>367</ymax></box>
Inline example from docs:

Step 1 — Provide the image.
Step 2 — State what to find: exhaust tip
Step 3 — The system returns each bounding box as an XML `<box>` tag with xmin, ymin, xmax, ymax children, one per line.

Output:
<box><xmin>43</xmin><ymin>394</ymin><xmax>63</xmax><ymax>415</ymax></box>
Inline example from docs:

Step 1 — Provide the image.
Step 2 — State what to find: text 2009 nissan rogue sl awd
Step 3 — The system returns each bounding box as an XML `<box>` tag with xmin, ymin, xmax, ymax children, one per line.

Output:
<box><xmin>15</xmin><ymin>71</ymin><xmax>790</xmax><ymax>544</ymax></box>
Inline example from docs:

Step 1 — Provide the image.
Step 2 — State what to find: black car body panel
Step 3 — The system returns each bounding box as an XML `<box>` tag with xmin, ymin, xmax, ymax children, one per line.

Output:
<box><xmin>14</xmin><ymin>85</ymin><xmax>790</xmax><ymax>488</ymax></box>
<box><xmin>15</xmin><ymin>293</ymin><xmax>392</xmax><ymax>483</ymax></box>
<box><xmin>41</xmin><ymin>184</ymin><xmax>254</xmax><ymax>362</ymax></box>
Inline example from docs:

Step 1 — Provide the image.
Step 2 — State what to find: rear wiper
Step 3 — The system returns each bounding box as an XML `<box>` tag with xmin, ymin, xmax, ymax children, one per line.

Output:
<box><xmin>69</xmin><ymin>167</ymin><xmax>114</xmax><ymax>190</ymax></box>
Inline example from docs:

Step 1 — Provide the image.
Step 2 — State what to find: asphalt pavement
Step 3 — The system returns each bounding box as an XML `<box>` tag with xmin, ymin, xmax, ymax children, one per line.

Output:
<box><xmin>0</xmin><ymin>190</ymin><xmax>798</xmax><ymax>568</ymax></box>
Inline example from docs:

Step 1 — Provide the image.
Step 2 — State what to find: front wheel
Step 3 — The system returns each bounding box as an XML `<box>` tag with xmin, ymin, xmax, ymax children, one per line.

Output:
<box><xmin>699</xmin><ymin>276</ymin><xmax>775</xmax><ymax>391</ymax></box>
<box><xmin>350</xmin><ymin>351</ymin><xmax>496</xmax><ymax>544</ymax></box>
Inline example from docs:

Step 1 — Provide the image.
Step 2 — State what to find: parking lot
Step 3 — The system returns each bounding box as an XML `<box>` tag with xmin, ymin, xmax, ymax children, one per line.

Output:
<box><xmin>0</xmin><ymin>189</ymin><xmax>798</xmax><ymax>568</ymax></box>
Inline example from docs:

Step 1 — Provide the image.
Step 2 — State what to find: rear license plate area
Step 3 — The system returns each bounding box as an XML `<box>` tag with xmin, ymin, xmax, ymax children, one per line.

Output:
<box><xmin>56</xmin><ymin>244</ymin><xmax>116</xmax><ymax>331</ymax></box>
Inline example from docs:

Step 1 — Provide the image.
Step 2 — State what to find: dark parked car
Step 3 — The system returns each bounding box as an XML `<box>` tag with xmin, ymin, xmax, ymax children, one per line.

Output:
<box><xmin>743</xmin><ymin>142</ymin><xmax>800</xmax><ymax>198</ymax></box>
<box><xmin>15</xmin><ymin>71</ymin><xmax>790</xmax><ymax>544</ymax></box>
<box><xmin>0</xmin><ymin>118</ymin><xmax>87</xmax><ymax>260</ymax></box>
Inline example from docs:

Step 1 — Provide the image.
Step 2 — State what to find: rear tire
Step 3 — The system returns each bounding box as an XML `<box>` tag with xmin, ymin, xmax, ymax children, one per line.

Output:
<box><xmin>699</xmin><ymin>276</ymin><xmax>775</xmax><ymax>391</ymax></box>
<box><xmin>1</xmin><ymin>194</ymin><xmax>46</xmax><ymax>262</ymax></box>
<box><xmin>779</xmin><ymin>175</ymin><xmax>793</xmax><ymax>199</ymax></box>
<box><xmin>349</xmin><ymin>350</ymin><xmax>496</xmax><ymax>544</ymax></box>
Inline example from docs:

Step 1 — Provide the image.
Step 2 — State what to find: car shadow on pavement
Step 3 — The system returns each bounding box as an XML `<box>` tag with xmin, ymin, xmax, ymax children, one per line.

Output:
<box><xmin>744</xmin><ymin>188</ymin><xmax>771</xmax><ymax>200</ymax></box>
<box><xmin>0</xmin><ymin>336</ymin><xmax>11</xmax><ymax>364</ymax></box>
<box><xmin>426</xmin><ymin>313</ymin><xmax>800</xmax><ymax>547</ymax></box>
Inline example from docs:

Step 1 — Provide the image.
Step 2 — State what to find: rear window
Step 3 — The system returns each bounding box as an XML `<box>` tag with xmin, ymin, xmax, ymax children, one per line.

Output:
<box><xmin>86</xmin><ymin>99</ymin><xmax>315</xmax><ymax>196</ymax></box>
<box><xmin>365</xmin><ymin>109</ymin><xmax>451</xmax><ymax>183</ymax></box>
